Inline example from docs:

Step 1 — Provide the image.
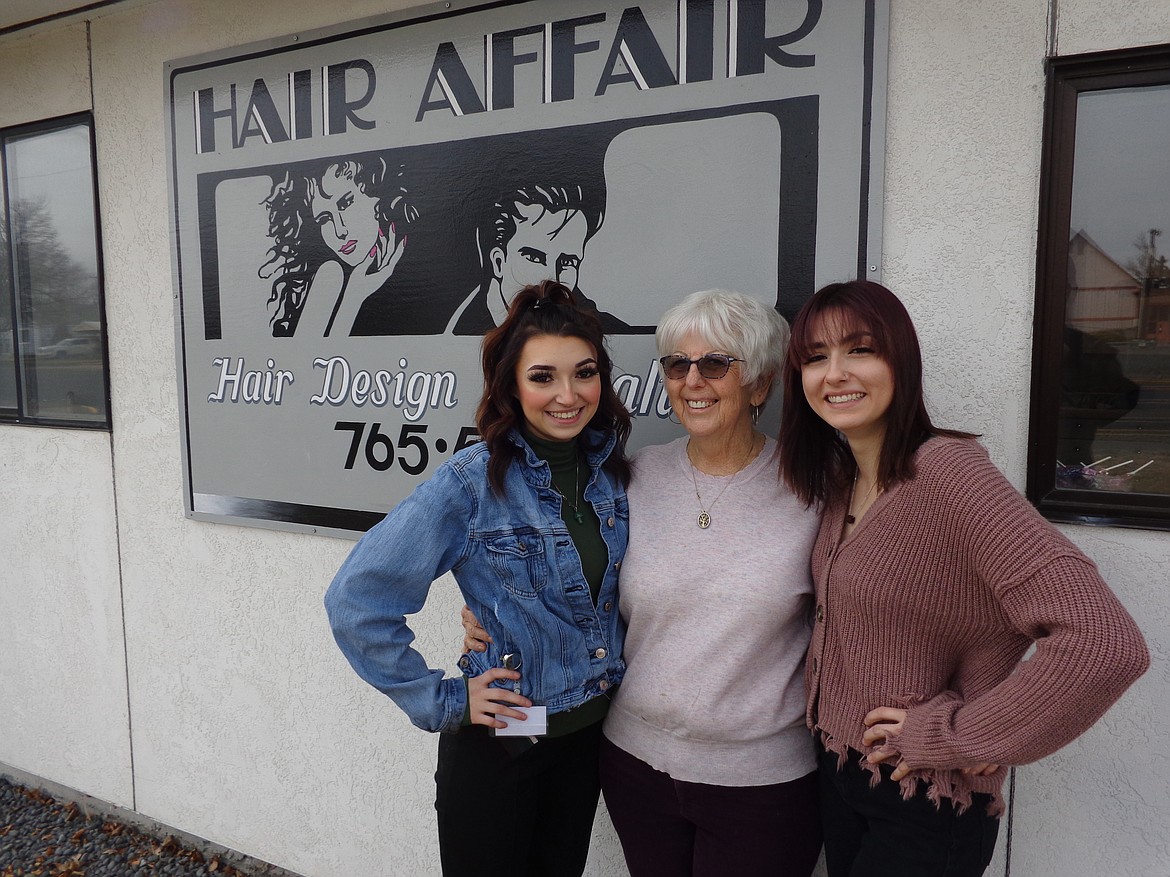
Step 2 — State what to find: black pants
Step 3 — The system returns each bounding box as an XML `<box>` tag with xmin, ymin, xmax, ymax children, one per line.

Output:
<box><xmin>818</xmin><ymin>746</ymin><xmax>999</xmax><ymax>877</ymax></box>
<box><xmin>435</xmin><ymin>722</ymin><xmax>603</xmax><ymax>877</ymax></box>
<box><xmin>600</xmin><ymin>735</ymin><xmax>822</xmax><ymax>877</ymax></box>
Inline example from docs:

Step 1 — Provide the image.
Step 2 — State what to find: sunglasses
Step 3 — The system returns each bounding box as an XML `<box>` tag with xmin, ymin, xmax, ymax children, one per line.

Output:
<box><xmin>658</xmin><ymin>353</ymin><xmax>744</xmax><ymax>380</ymax></box>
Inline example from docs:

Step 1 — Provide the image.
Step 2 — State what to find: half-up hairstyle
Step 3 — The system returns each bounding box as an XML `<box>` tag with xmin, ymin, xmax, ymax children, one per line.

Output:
<box><xmin>476</xmin><ymin>280</ymin><xmax>632</xmax><ymax>494</ymax></box>
<box><xmin>779</xmin><ymin>280</ymin><xmax>973</xmax><ymax>506</ymax></box>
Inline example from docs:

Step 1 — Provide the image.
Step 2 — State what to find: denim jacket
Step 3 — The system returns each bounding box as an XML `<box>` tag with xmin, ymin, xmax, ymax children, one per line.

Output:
<box><xmin>325</xmin><ymin>427</ymin><xmax>629</xmax><ymax>733</ymax></box>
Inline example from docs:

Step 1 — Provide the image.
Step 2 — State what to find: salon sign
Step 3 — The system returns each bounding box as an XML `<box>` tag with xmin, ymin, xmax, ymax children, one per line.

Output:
<box><xmin>166</xmin><ymin>0</ymin><xmax>888</xmax><ymax>536</ymax></box>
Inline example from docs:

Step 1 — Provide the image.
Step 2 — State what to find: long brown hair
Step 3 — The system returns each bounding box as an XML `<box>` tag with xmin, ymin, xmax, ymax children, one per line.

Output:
<box><xmin>476</xmin><ymin>280</ymin><xmax>632</xmax><ymax>493</ymax></box>
<box><xmin>779</xmin><ymin>280</ymin><xmax>973</xmax><ymax>506</ymax></box>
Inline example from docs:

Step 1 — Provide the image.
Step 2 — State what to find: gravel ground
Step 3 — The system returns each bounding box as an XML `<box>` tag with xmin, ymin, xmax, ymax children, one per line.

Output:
<box><xmin>0</xmin><ymin>778</ymin><xmax>287</xmax><ymax>877</ymax></box>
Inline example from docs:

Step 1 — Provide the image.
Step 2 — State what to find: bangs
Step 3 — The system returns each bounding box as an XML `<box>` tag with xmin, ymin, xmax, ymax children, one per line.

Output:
<box><xmin>788</xmin><ymin>304</ymin><xmax>878</xmax><ymax>363</ymax></box>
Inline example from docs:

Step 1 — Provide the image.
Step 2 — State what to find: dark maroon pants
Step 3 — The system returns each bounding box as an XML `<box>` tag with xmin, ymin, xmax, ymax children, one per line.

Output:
<box><xmin>600</xmin><ymin>735</ymin><xmax>822</xmax><ymax>877</ymax></box>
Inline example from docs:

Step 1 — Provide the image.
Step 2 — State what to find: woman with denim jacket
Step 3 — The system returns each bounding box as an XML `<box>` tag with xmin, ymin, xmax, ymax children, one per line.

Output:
<box><xmin>325</xmin><ymin>280</ymin><xmax>632</xmax><ymax>877</ymax></box>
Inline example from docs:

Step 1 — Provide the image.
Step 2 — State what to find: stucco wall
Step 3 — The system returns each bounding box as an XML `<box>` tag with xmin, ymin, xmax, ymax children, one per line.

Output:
<box><xmin>0</xmin><ymin>1</ymin><xmax>1166</xmax><ymax>875</ymax></box>
<box><xmin>0</xmin><ymin>426</ymin><xmax>130</xmax><ymax>806</ymax></box>
<box><xmin>0</xmin><ymin>23</ymin><xmax>134</xmax><ymax>810</ymax></box>
<box><xmin>86</xmin><ymin>3</ymin><xmax>451</xmax><ymax>872</ymax></box>
<box><xmin>0</xmin><ymin>23</ymin><xmax>90</xmax><ymax>124</ymax></box>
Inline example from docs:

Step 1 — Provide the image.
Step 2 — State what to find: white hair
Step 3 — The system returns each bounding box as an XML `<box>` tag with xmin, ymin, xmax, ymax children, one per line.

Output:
<box><xmin>656</xmin><ymin>289</ymin><xmax>790</xmax><ymax>401</ymax></box>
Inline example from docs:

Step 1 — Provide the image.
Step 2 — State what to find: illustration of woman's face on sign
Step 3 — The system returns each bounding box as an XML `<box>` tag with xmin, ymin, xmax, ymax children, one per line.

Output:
<box><xmin>310</xmin><ymin>163</ymin><xmax>382</xmax><ymax>267</ymax></box>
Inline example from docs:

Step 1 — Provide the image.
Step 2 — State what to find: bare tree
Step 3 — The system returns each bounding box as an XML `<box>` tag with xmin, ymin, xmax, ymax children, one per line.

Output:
<box><xmin>1</xmin><ymin>196</ymin><xmax>99</xmax><ymax>343</ymax></box>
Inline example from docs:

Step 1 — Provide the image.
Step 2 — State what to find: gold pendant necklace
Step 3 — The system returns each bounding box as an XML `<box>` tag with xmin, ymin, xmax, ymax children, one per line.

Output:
<box><xmin>688</xmin><ymin>436</ymin><xmax>758</xmax><ymax>529</ymax></box>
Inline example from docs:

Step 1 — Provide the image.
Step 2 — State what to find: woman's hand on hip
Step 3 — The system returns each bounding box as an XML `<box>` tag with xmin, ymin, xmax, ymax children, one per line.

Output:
<box><xmin>864</xmin><ymin>706</ymin><xmax>999</xmax><ymax>779</ymax></box>
<box><xmin>863</xmin><ymin>706</ymin><xmax>912</xmax><ymax>780</ymax></box>
<box><xmin>461</xmin><ymin>604</ymin><xmax>492</xmax><ymax>653</ymax></box>
<box><xmin>468</xmin><ymin>668</ymin><xmax>530</xmax><ymax>729</ymax></box>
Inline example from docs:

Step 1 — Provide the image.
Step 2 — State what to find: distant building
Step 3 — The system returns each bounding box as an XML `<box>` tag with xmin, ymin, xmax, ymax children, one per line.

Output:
<box><xmin>1067</xmin><ymin>229</ymin><xmax>1141</xmax><ymax>336</ymax></box>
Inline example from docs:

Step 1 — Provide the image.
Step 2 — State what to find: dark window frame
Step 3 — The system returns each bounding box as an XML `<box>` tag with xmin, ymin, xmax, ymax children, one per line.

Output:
<box><xmin>1028</xmin><ymin>43</ymin><xmax>1170</xmax><ymax>530</ymax></box>
<box><xmin>0</xmin><ymin>111</ymin><xmax>111</xmax><ymax>430</ymax></box>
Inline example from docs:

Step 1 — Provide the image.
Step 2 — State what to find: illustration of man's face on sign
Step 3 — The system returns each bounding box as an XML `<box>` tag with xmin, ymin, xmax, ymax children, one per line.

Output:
<box><xmin>310</xmin><ymin>163</ymin><xmax>383</xmax><ymax>268</ymax></box>
<box><xmin>443</xmin><ymin>183</ymin><xmax>616</xmax><ymax>334</ymax></box>
<box><xmin>491</xmin><ymin>202</ymin><xmax>588</xmax><ymax>294</ymax></box>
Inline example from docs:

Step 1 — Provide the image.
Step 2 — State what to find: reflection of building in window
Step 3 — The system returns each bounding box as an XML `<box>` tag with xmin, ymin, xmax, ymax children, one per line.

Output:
<box><xmin>1060</xmin><ymin>232</ymin><xmax>1141</xmax><ymax>473</ymax></box>
<box><xmin>1067</xmin><ymin>230</ymin><xmax>1141</xmax><ymax>336</ymax></box>
<box><xmin>1029</xmin><ymin>46</ymin><xmax>1170</xmax><ymax>526</ymax></box>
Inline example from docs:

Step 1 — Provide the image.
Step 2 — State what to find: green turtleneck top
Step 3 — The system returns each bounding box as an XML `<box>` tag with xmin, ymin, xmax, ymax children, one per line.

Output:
<box><xmin>520</xmin><ymin>429</ymin><xmax>613</xmax><ymax>736</ymax></box>
<box><xmin>522</xmin><ymin>429</ymin><xmax>608</xmax><ymax>604</ymax></box>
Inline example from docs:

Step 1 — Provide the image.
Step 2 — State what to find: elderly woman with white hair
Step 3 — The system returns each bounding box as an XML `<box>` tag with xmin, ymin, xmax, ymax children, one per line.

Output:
<box><xmin>464</xmin><ymin>290</ymin><xmax>821</xmax><ymax>875</ymax></box>
<box><xmin>596</xmin><ymin>289</ymin><xmax>821</xmax><ymax>876</ymax></box>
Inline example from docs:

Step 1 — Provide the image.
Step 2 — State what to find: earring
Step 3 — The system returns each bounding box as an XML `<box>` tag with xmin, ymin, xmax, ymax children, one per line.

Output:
<box><xmin>751</xmin><ymin>405</ymin><xmax>761</xmax><ymax>425</ymax></box>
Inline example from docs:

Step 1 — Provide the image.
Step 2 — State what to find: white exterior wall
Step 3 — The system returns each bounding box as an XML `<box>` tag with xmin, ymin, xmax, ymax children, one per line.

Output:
<box><xmin>0</xmin><ymin>23</ymin><xmax>134</xmax><ymax>810</ymax></box>
<box><xmin>0</xmin><ymin>1</ymin><xmax>1166</xmax><ymax>875</ymax></box>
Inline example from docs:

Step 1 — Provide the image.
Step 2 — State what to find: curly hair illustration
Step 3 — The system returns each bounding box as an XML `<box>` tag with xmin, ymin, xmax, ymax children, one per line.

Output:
<box><xmin>259</xmin><ymin>156</ymin><xmax>417</xmax><ymax>337</ymax></box>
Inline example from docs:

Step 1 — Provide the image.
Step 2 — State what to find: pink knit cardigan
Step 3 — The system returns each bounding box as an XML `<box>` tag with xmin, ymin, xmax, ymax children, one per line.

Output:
<box><xmin>806</xmin><ymin>436</ymin><xmax>1149</xmax><ymax>815</ymax></box>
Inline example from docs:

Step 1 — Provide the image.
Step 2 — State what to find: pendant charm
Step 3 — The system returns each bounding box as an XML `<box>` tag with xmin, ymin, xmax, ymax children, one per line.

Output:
<box><xmin>573</xmin><ymin>510</ymin><xmax>586</xmax><ymax>525</ymax></box>
<box><xmin>698</xmin><ymin>511</ymin><xmax>711</xmax><ymax>529</ymax></box>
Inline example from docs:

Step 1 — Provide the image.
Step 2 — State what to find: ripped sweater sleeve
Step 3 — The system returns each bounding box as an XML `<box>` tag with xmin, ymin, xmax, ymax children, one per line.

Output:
<box><xmin>894</xmin><ymin>446</ymin><xmax>1149</xmax><ymax>769</ymax></box>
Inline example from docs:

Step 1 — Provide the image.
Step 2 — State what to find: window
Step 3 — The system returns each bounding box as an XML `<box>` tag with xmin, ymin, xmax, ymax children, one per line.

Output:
<box><xmin>0</xmin><ymin>114</ymin><xmax>109</xmax><ymax>428</ymax></box>
<box><xmin>1029</xmin><ymin>44</ymin><xmax>1170</xmax><ymax>529</ymax></box>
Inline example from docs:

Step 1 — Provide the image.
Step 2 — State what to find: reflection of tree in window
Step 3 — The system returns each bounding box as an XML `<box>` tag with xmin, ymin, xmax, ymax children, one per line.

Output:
<box><xmin>1127</xmin><ymin>228</ymin><xmax>1170</xmax><ymax>345</ymax></box>
<box><xmin>8</xmin><ymin>196</ymin><xmax>100</xmax><ymax>344</ymax></box>
<box><xmin>0</xmin><ymin>178</ymin><xmax>11</xmax><ymax>410</ymax></box>
<box><xmin>0</xmin><ymin>119</ymin><xmax>107</xmax><ymax>424</ymax></box>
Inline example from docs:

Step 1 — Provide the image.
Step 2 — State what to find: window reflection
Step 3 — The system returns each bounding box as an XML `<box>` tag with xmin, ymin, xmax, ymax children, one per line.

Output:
<box><xmin>1058</xmin><ymin>84</ymin><xmax>1170</xmax><ymax>495</ymax></box>
<box><xmin>0</xmin><ymin>171</ymin><xmax>15</xmax><ymax>411</ymax></box>
<box><xmin>1</xmin><ymin>122</ymin><xmax>107</xmax><ymax>424</ymax></box>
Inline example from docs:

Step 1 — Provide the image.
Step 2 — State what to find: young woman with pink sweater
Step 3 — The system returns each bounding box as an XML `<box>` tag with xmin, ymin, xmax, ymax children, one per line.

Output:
<box><xmin>778</xmin><ymin>280</ymin><xmax>1149</xmax><ymax>877</ymax></box>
